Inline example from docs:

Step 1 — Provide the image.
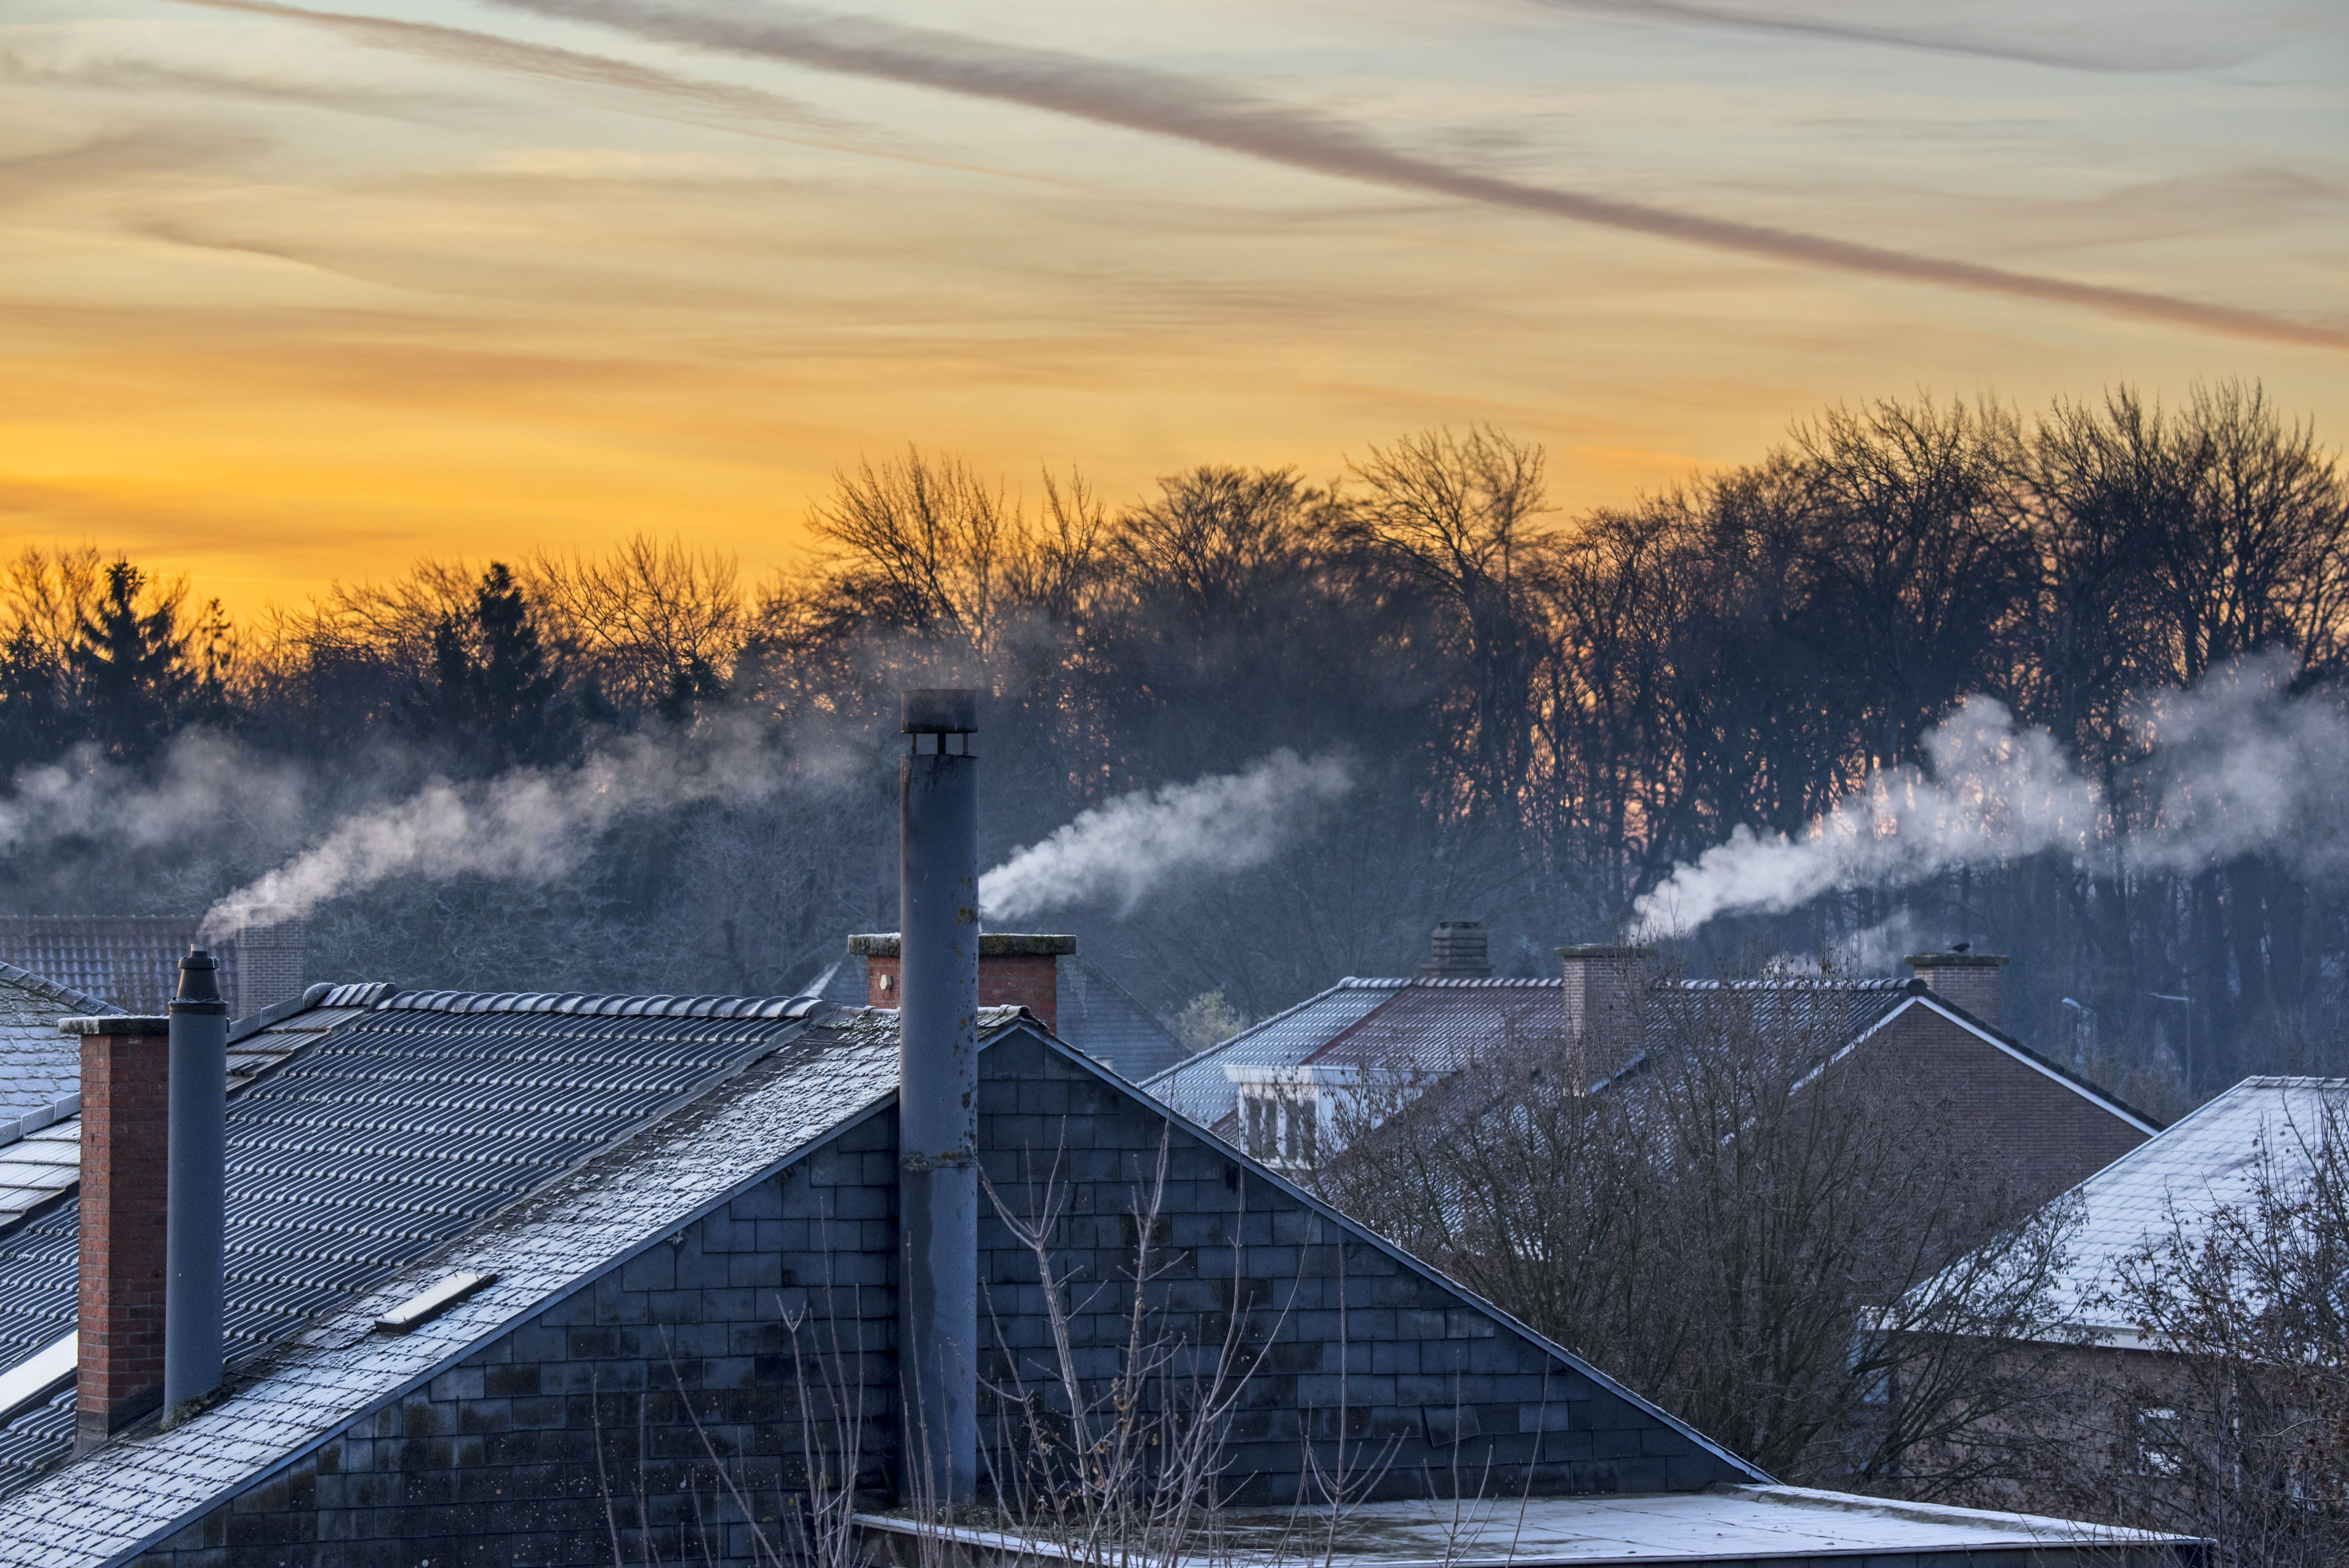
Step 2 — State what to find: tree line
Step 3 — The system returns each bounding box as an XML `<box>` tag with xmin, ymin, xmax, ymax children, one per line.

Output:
<box><xmin>2</xmin><ymin>379</ymin><xmax>2344</xmax><ymax>1104</ymax></box>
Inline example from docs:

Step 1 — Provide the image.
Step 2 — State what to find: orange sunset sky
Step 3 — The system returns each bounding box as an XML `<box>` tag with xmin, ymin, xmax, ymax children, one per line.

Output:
<box><xmin>5</xmin><ymin>0</ymin><xmax>2346</xmax><ymax>620</ymax></box>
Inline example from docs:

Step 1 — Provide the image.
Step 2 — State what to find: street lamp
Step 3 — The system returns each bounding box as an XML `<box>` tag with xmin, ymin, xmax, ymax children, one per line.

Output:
<box><xmin>2060</xmin><ymin>997</ymin><xmax>2094</xmax><ymax>1062</ymax></box>
<box><xmin>2150</xmin><ymin>991</ymin><xmax>2191</xmax><ymax>1093</ymax></box>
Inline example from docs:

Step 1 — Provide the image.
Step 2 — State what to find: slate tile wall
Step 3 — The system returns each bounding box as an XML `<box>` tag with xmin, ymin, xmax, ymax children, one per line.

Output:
<box><xmin>128</xmin><ymin>1031</ymin><xmax>1745</xmax><ymax>1567</ymax></box>
<box><xmin>970</xmin><ymin>1033</ymin><xmax>1740</xmax><ymax>1507</ymax></box>
<box><xmin>133</xmin><ymin>1111</ymin><xmax>904</xmax><ymax>1568</ymax></box>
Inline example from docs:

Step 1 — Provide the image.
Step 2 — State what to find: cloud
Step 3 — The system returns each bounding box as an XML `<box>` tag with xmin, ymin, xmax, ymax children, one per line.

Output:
<box><xmin>164</xmin><ymin>0</ymin><xmax>873</xmax><ymax>146</ymax></box>
<box><xmin>469</xmin><ymin>0</ymin><xmax>2347</xmax><ymax>351</ymax></box>
<box><xmin>1532</xmin><ymin>0</ymin><xmax>2266</xmax><ymax>74</ymax></box>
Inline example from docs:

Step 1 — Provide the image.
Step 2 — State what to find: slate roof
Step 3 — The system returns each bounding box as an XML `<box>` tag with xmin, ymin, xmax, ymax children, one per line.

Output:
<box><xmin>0</xmin><ymin>1005</ymin><xmax>962</xmax><ymax>1562</ymax></box>
<box><xmin>1053</xmin><ymin>959</ymin><xmax>1184</xmax><ymax>1081</ymax></box>
<box><xmin>0</xmin><ymin>960</ymin><xmax>116</xmax><ymax>1128</ymax></box>
<box><xmin>1145</xmin><ymin>972</ymin><xmax>2157</xmax><ymax>1145</ymax></box>
<box><xmin>0</xmin><ymin>987</ymin><xmax>821</xmax><ymax>1491</ymax></box>
<box><xmin>1147</xmin><ymin>978</ymin><xmax>1406</xmax><ymax>1127</ymax></box>
<box><xmin>2004</xmin><ymin>1075</ymin><xmax>2349</xmax><ymax>1341</ymax></box>
<box><xmin>0</xmin><ymin>918</ymin><xmax>206</xmax><ymax>1016</ymax></box>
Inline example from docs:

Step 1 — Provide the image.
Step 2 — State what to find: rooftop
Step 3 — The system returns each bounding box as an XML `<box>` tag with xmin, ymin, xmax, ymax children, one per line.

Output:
<box><xmin>859</xmin><ymin>1486</ymin><xmax>2199</xmax><ymax>1564</ymax></box>
<box><xmin>2022</xmin><ymin>1074</ymin><xmax>2349</xmax><ymax>1340</ymax></box>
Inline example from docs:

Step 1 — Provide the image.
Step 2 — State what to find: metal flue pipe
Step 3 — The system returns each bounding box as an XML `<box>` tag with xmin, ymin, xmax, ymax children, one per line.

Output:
<box><xmin>898</xmin><ymin>688</ymin><xmax>980</xmax><ymax>1507</ymax></box>
<box><xmin>165</xmin><ymin>948</ymin><xmax>228</xmax><ymax>1414</ymax></box>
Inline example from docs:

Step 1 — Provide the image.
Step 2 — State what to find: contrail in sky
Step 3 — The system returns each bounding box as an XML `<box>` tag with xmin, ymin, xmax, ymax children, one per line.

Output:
<box><xmin>462</xmin><ymin>0</ymin><xmax>2342</xmax><ymax>351</ymax></box>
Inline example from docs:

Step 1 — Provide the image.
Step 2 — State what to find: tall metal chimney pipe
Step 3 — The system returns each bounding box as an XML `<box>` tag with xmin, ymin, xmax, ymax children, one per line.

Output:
<box><xmin>164</xmin><ymin>948</ymin><xmax>227</xmax><ymax>1414</ymax></box>
<box><xmin>898</xmin><ymin>689</ymin><xmax>979</xmax><ymax>1506</ymax></box>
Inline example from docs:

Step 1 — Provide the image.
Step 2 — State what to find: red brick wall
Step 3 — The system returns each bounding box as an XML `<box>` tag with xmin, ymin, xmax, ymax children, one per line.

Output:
<box><xmin>1867</xmin><ymin>1007</ymin><xmax>2150</xmax><ymax>1209</ymax></box>
<box><xmin>77</xmin><ymin>1024</ymin><xmax>171</xmax><ymax>1449</ymax></box>
<box><xmin>862</xmin><ymin>954</ymin><xmax>1058</xmax><ymax>1032</ymax></box>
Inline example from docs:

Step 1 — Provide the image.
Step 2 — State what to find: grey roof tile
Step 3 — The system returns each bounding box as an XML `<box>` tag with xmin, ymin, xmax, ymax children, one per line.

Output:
<box><xmin>1053</xmin><ymin>960</ymin><xmax>1184</xmax><ymax>1081</ymax></box>
<box><xmin>0</xmin><ymin>987</ymin><xmax>830</xmax><ymax>1493</ymax></box>
<box><xmin>1145</xmin><ymin>978</ymin><xmax>1407</xmax><ymax>1126</ymax></box>
<box><xmin>2009</xmin><ymin>1075</ymin><xmax>2349</xmax><ymax>1335</ymax></box>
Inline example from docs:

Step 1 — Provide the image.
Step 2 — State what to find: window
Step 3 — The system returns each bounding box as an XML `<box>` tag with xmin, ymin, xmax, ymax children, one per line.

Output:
<box><xmin>2136</xmin><ymin>1406</ymin><xmax>2185</xmax><ymax>1476</ymax></box>
<box><xmin>1239</xmin><ymin>1086</ymin><xmax>1317</xmax><ymax>1168</ymax></box>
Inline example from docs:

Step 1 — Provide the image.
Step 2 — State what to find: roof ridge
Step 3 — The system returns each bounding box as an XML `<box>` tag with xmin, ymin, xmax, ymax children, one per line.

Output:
<box><xmin>383</xmin><ymin>990</ymin><xmax>814</xmax><ymax>1020</ymax></box>
<box><xmin>0</xmin><ymin>958</ymin><xmax>120</xmax><ymax>1017</ymax></box>
<box><xmin>1142</xmin><ymin>977</ymin><xmax>1409</xmax><ymax>1085</ymax></box>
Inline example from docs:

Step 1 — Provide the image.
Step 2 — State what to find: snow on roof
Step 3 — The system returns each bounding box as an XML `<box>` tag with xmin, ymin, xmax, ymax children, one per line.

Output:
<box><xmin>1144</xmin><ymin>978</ymin><xmax>1407</xmax><ymax>1126</ymax></box>
<box><xmin>863</xmin><ymin>1485</ymin><xmax>2199</xmax><ymax>1564</ymax></box>
<box><xmin>2033</xmin><ymin>1075</ymin><xmax>2349</xmax><ymax>1339</ymax></box>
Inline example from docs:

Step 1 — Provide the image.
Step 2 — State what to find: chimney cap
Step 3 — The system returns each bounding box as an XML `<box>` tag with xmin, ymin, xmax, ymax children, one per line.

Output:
<box><xmin>850</xmin><ymin>932</ymin><xmax>1075</xmax><ymax>958</ymax></box>
<box><xmin>903</xmin><ymin>689</ymin><xmax>978</xmax><ymax>734</ymax></box>
<box><xmin>1557</xmin><ymin>944</ymin><xmax>1654</xmax><ymax>960</ymax></box>
<box><xmin>171</xmin><ymin>947</ymin><xmax>228</xmax><ymax>1014</ymax></box>
<box><xmin>59</xmin><ymin>1015</ymin><xmax>170</xmax><ymax>1036</ymax></box>
<box><xmin>1904</xmin><ymin>952</ymin><xmax>2009</xmax><ymax>968</ymax></box>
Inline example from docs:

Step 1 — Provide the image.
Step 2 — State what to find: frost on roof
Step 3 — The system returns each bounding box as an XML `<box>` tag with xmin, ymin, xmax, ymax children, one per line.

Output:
<box><xmin>0</xmin><ymin>1003</ymin><xmax>1037</xmax><ymax>1550</ymax></box>
<box><xmin>0</xmin><ymin>989</ymin><xmax>819</xmax><ymax>1496</ymax></box>
<box><xmin>2025</xmin><ymin>1075</ymin><xmax>2349</xmax><ymax>1335</ymax></box>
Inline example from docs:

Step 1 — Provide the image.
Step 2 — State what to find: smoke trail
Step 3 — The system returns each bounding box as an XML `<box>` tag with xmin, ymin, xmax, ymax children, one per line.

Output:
<box><xmin>197</xmin><ymin>719</ymin><xmax>779</xmax><ymax>941</ymax></box>
<box><xmin>0</xmin><ymin>733</ymin><xmax>306</xmax><ymax>855</ymax></box>
<box><xmin>979</xmin><ymin>751</ymin><xmax>1352</xmax><ymax>921</ymax></box>
<box><xmin>472</xmin><ymin>0</ymin><xmax>2345</xmax><ymax>351</ymax></box>
<box><xmin>1632</xmin><ymin>698</ymin><xmax>2100</xmax><ymax>935</ymax></box>
<box><xmin>1632</xmin><ymin>653</ymin><xmax>2349</xmax><ymax>937</ymax></box>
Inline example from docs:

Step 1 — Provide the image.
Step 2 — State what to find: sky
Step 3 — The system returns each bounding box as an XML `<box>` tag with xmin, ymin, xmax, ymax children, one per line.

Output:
<box><xmin>4</xmin><ymin>0</ymin><xmax>2345</xmax><ymax>618</ymax></box>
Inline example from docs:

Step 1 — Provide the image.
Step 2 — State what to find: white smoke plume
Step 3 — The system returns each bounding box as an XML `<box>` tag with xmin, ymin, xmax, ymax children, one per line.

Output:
<box><xmin>0</xmin><ymin>733</ymin><xmax>307</xmax><ymax>856</ymax></box>
<box><xmin>197</xmin><ymin>719</ymin><xmax>780</xmax><ymax>942</ymax></box>
<box><xmin>979</xmin><ymin>751</ymin><xmax>1353</xmax><ymax>921</ymax></box>
<box><xmin>1632</xmin><ymin>653</ymin><xmax>2349</xmax><ymax>938</ymax></box>
<box><xmin>2123</xmin><ymin>652</ymin><xmax>2349</xmax><ymax>877</ymax></box>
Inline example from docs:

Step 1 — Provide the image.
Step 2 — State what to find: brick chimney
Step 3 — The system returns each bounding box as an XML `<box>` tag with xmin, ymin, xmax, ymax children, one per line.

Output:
<box><xmin>1420</xmin><ymin>922</ymin><xmax>1494</xmax><ymax>978</ymax></box>
<box><xmin>216</xmin><ymin>906</ymin><xmax>304</xmax><ymax>1019</ymax></box>
<box><xmin>1558</xmin><ymin>944</ymin><xmax>1651</xmax><ymax>1081</ymax></box>
<box><xmin>850</xmin><ymin>932</ymin><xmax>1076</xmax><ymax>1033</ymax></box>
<box><xmin>1906</xmin><ymin>950</ymin><xmax>2007</xmax><ymax>1027</ymax></box>
<box><xmin>63</xmin><ymin>1012</ymin><xmax>172</xmax><ymax>1451</ymax></box>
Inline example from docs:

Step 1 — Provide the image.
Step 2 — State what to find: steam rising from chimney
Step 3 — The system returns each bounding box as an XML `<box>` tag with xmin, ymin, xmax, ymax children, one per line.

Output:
<box><xmin>978</xmin><ymin>750</ymin><xmax>1352</xmax><ymax>920</ymax></box>
<box><xmin>198</xmin><ymin>720</ymin><xmax>778</xmax><ymax>942</ymax></box>
<box><xmin>1634</xmin><ymin>653</ymin><xmax>2349</xmax><ymax>938</ymax></box>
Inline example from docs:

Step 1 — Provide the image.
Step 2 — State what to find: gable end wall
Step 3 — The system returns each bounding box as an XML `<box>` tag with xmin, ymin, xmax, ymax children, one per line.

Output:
<box><xmin>1871</xmin><ymin>1009</ymin><xmax>2152</xmax><ymax>1208</ymax></box>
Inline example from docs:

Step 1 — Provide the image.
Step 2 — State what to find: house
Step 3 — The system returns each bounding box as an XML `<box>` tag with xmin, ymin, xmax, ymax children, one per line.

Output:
<box><xmin>2003</xmin><ymin>1075</ymin><xmax>2349</xmax><ymax>1352</ymax></box>
<box><xmin>0</xmin><ymin>693</ymin><xmax>2198</xmax><ymax>1566</ymax></box>
<box><xmin>0</xmin><ymin>979</ymin><xmax>2197</xmax><ymax>1566</ymax></box>
<box><xmin>0</xmin><ymin>960</ymin><xmax>116</xmax><ymax>1144</ymax></box>
<box><xmin>0</xmin><ymin>914</ymin><xmax>306</xmax><ymax>1019</ymax></box>
<box><xmin>1148</xmin><ymin>931</ymin><xmax>2159</xmax><ymax>1208</ymax></box>
<box><xmin>1887</xmin><ymin>1075</ymin><xmax>2349</xmax><ymax>1537</ymax></box>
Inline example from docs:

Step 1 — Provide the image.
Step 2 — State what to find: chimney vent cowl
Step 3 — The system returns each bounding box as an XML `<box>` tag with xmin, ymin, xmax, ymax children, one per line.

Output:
<box><xmin>903</xmin><ymin>689</ymin><xmax>978</xmax><ymax>734</ymax></box>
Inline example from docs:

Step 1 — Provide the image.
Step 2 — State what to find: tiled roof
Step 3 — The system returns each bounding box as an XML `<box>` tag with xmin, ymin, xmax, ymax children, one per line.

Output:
<box><xmin>1144</xmin><ymin>978</ymin><xmax>1407</xmax><ymax>1126</ymax></box>
<box><xmin>0</xmin><ymin>987</ymin><xmax>828</xmax><ymax>1491</ymax></box>
<box><xmin>0</xmin><ymin>919</ymin><xmax>205</xmax><ymax>1016</ymax></box>
<box><xmin>0</xmin><ymin>1007</ymin><xmax>1024</xmax><ymax>1564</ymax></box>
<box><xmin>2020</xmin><ymin>1075</ymin><xmax>2349</xmax><ymax>1337</ymax></box>
<box><xmin>0</xmin><ymin>961</ymin><xmax>116</xmax><ymax>1128</ymax></box>
<box><xmin>1055</xmin><ymin>960</ymin><xmax>1184</xmax><ymax>1082</ymax></box>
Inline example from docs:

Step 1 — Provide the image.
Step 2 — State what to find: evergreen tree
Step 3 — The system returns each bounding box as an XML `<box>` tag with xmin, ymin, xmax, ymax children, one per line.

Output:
<box><xmin>66</xmin><ymin>559</ymin><xmax>202</xmax><ymax>764</ymax></box>
<box><xmin>406</xmin><ymin>563</ymin><xmax>575</xmax><ymax>773</ymax></box>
